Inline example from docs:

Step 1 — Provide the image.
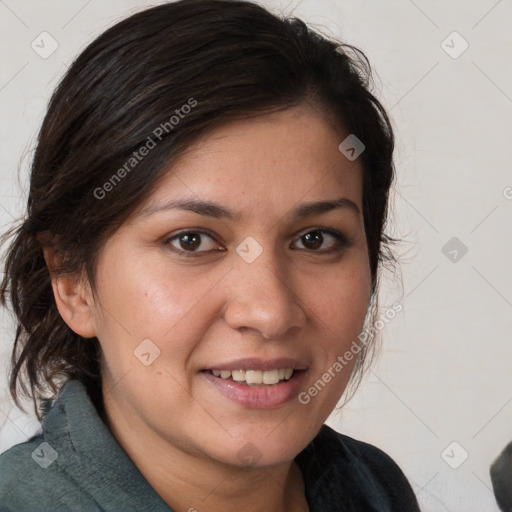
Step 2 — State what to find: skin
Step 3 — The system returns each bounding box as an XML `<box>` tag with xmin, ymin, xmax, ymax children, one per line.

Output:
<box><xmin>48</xmin><ymin>103</ymin><xmax>372</xmax><ymax>512</ymax></box>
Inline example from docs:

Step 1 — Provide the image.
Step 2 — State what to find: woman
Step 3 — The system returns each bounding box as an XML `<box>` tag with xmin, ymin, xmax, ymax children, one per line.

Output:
<box><xmin>0</xmin><ymin>0</ymin><xmax>421</xmax><ymax>510</ymax></box>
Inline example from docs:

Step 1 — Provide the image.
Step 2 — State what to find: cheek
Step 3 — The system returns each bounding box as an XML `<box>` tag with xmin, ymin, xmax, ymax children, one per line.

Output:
<box><xmin>92</xmin><ymin>252</ymin><xmax>221</xmax><ymax>371</ymax></box>
<box><xmin>310</xmin><ymin>264</ymin><xmax>371</xmax><ymax>343</ymax></box>
<box><xmin>299</xmin><ymin>274</ymin><xmax>369</xmax><ymax>423</ymax></box>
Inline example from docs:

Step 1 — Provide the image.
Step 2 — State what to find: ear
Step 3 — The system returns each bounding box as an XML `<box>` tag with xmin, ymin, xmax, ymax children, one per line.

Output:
<box><xmin>43</xmin><ymin>247</ymin><xmax>97</xmax><ymax>338</ymax></box>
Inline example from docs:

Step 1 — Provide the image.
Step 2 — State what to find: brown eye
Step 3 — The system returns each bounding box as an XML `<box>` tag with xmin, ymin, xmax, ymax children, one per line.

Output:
<box><xmin>178</xmin><ymin>233</ymin><xmax>201</xmax><ymax>250</ymax></box>
<box><xmin>302</xmin><ymin>231</ymin><xmax>323</xmax><ymax>250</ymax></box>
<box><xmin>165</xmin><ymin>231</ymin><xmax>221</xmax><ymax>254</ymax></box>
<box><xmin>292</xmin><ymin>228</ymin><xmax>350</xmax><ymax>252</ymax></box>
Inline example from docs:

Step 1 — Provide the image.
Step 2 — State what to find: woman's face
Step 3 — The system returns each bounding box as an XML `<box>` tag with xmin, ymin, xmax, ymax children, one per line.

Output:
<box><xmin>87</xmin><ymin>104</ymin><xmax>371</xmax><ymax>467</ymax></box>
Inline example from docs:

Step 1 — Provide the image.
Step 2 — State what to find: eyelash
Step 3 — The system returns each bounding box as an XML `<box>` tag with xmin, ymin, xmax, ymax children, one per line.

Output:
<box><xmin>163</xmin><ymin>227</ymin><xmax>351</xmax><ymax>257</ymax></box>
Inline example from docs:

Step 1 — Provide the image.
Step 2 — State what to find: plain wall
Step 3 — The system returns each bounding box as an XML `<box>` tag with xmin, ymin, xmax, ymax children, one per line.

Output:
<box><xmin>1</xmin><ymin>1</ymin><xmax>511</xmax><ymax>511</ymax></box>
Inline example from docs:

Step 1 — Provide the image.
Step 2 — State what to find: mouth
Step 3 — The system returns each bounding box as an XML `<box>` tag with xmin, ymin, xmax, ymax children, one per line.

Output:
<box><xmin>206</xmin><ymin>368</ymin><xmax>296</xmax><ymax>386</ymax></box>
<box><xmin>200</xmin><ymin>359</ymin><xmax>308</xmax><ymax>409</ymax></box>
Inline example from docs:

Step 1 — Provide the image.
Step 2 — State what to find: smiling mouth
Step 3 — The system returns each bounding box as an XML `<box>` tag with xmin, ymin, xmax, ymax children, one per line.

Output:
<box><xmin>205</xmin><ymin>368</ymin><xmax>296</xmax><ymax>386</ymax></box>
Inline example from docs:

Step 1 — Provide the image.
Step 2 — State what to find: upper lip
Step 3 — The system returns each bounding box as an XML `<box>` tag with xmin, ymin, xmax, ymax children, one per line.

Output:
<box><xmin>205</xmin><ymin>357</ymin><xmax>308</xmax><ymax>372</ymax></box>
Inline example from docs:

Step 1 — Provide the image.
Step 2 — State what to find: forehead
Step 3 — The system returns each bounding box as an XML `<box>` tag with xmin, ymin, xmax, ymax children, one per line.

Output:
<box><xmin>137</xmin><ymin>105</ymin><xmax>363</xmax><ymax>220</ymax></box>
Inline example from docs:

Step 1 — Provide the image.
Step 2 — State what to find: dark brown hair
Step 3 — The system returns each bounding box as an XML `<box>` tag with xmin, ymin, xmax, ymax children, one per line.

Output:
<box><xmin>1</xmin><ymin>0</ymin><xmax>396</xmax><ymax>420</ymax></box>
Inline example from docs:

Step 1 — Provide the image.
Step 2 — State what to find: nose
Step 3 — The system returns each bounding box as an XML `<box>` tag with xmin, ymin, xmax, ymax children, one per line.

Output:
<box><xmin>221</xmin><ymin>247</ymin><xmax>307</xmax><ymax>340</ymax></box>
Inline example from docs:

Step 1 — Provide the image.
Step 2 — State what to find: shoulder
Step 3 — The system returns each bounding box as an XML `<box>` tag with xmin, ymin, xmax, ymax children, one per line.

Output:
<box><xmin>0</xmin><ymin>396</ymin><xmax>101</xmax><ymax>511</ymax></box>
<box><xmin>304</xmin><ymin>425</ymin><xmax>421</xmax><ymax>511</ymax></box>
<box><xmin>0</xmin><ymin>435</ymin><xmax>61</xmax><ymax>510</ymax></box>
<box><xmin>0</xmin><ymin>435</ymin><xmax>99</xmax><ymax>512</ymax></box>
<box><xmin>0</xmin><ymin>432</ymin><xmax>45</xmax><ymax>495</ymax></box>
<box><xmin>2</xmin><ymin>379</ymin><xmax>170</xmax><ymax>512</ymax></box>
<box><xmin>336</xmin><ymin>429</ymin><xmax>415</xmax><ymax>487</ymax></box>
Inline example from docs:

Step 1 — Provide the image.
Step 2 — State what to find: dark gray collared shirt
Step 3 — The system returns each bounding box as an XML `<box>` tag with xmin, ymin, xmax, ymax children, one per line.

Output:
<box><xmin>0</xmin><ymin>380</ymin><xmax>420</xmax><ymax>511</ymax></box>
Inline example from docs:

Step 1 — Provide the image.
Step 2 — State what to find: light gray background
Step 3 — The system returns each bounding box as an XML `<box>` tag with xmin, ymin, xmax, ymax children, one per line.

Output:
<box><xmin>1</xmin><ymin>1</ymin><xmax>511</xmax><ymax>510</ymax></box>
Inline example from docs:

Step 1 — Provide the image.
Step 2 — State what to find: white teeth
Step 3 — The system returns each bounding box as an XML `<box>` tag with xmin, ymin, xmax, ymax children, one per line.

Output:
<box><xmin>262</xmin><ymin>369</ymin><xmax>280</xmax><ymax>385</ymax></box>
<box><xmin>231</xmin><ymin>370</ymin><xmax>246</xmax><ymax>382</ymax></box>
<box><xmin>210</xmin><ymin>368</ymin><xmax>295</xmax><ymax>385</ymax></box>
<box><xmin>245</xmin><ymin>370</ymin><xmax>263</xmax><ymax>385</ymax></box>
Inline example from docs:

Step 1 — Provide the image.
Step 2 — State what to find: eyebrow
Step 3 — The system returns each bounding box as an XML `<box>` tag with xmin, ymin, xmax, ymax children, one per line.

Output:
<box><xmin>139</xmin><ymin>197</ymin><xmax>360</xmax><ymax>220</ymax></box>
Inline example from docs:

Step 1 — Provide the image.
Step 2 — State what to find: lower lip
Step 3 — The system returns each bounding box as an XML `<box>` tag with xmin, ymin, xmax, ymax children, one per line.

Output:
<box><xmin>201</xmin><ymin>370</ymin><xmax>306</xmax><ymax>409</ymax></box>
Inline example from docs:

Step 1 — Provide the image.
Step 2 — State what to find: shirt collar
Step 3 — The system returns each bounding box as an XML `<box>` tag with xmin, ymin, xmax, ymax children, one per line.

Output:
<box><xmin>43</xmin><ymin>379</ymin><xmax>172</xmax><ymax>511</ymax></box>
